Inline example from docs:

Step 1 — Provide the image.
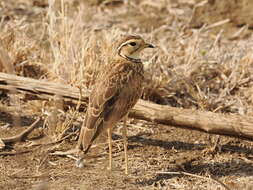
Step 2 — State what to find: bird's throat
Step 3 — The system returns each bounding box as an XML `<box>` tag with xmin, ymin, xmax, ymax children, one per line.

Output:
<box><xmin>119</xmin><ymin>51</ymin><xmax>142</xmax><ymax>63</ymax></box>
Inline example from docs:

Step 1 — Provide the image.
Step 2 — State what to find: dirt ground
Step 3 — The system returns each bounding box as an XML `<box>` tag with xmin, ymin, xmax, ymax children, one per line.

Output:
<box><xmin>1</xmin><ymin>112</ymin><xmax>253</xmax><ymax>190</ymax></box>
<box><xmin>1</xmin><ymin>0</ymin><xmax>253</xmax><ymax>190</ymax></box>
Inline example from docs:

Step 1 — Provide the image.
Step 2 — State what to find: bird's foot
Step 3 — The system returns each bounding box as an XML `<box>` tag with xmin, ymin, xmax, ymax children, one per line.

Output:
<box><xmin>202</xmin><ymin>135</ymin><xmax>221</xmax><ymax>155</ymax></box>
<box><xmin>75</xmin><ymin>157</ymin><xmax>85</xmax><ymax>168</ymax></box>
<box><xmin>75</xmin><ymin>152</ymin><xmax>86</xmax><ymax>168</ymax></box>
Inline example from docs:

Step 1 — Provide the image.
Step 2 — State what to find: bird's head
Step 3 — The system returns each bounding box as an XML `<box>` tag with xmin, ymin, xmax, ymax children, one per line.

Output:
<box><xmin>117</xmin><ymin>35</ymin><xmax>155</xmax><ymax>61</ymax></box>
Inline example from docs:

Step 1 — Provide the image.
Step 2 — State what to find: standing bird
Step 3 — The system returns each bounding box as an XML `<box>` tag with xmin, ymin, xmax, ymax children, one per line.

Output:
<box><xmin>76</xmin><ymin>35</ymin><xmax>154</xmax><ymax>174</ymax></box>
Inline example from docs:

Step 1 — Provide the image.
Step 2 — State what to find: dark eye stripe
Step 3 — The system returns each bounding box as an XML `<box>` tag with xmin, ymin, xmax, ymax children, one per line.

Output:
<box><xmin>129</xmin><ymin>42</ymin><xmax>136</xmax><ymax>46</ymax></box>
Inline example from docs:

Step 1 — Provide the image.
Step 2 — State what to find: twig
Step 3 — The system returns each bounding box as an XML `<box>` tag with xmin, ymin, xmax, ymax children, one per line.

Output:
<box><xmin>26</xmin><ymin>131</ymin><xmax>77</xmax><ymax>148</ymax></box>
<box><xmin>229</xmin><ymin>24</ymin><xmax>248</xmax><ymax>40</ymax></box>
<box><xmin>157</xmin><ymin>171</ymin><xmax>209</xmax><ymax>180</ymax></box>
<box><xmin>210</xmin><ymin>29</ymin><xmax>224</xmax><ymax>50</ymax></box>
<box><xmin>157</xmin><ymin>171</ymin><xmax>231</xmax><ymax>190</ymax></box>
<box><xmin>188</xmin><ymin>0</ymin><xmax>208</xmax><ymax>26</ymax></box>
<box><xmin>50</xmin><ymin>148</ymin><xmax>79</xmax><ymax>156</ymax></box>
<box><xmin>66</xmin><ymin>154</ymin><xmax>78</xmax><ymax>161</ymax></box>
<box><xmin>10</xmin><ymin>168</ymin><xmax>26</xmax><ymax>176</ymax></box>
<box><xmin>8</xmin><ymin>174</ymin><xmax>48</xmax><ymax>179</ymax></box>
<box><xmin>203</xmin><ymin>19</ymin><xmax>230</xmax><ymax>31</ymax></box>
<box><xmin>210</xmin><ymin>175</ymin><xmax>232</xmax><ymax>190</ymax></box>
<box><xmin>1</xmin><ymin>117</ymin><xmax>41</xmax><ymax>144</ymax></box>
<box><xmin>0</xmin><ymin>150</ymin><xmax>31</xmax><ymax>156</ymax></box>
<box><xmin>37</xmin><ymin>154</ymin><xmax>49</xmax><ymax>171</ymax></box>
<box><xmin>51</xmin><ymin>132</ymin><xmax>76</xmax><ymax>144</ymax></box>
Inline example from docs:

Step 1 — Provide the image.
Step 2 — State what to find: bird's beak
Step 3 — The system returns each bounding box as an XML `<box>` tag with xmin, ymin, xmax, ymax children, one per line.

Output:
<box><xmin>145</xmin><ymin>43</ymin><xmax>155</xmax><ymax>48</ymax></box>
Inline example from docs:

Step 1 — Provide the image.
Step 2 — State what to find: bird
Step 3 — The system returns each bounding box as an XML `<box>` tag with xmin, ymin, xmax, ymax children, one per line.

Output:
<box><xmin>76</xmin><ymin>35</ymin><xmax>154</xmax><ymax>174</ymax></box>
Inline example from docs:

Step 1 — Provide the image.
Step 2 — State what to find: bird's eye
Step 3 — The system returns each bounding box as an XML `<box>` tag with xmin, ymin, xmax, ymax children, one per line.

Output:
<box><xmin>129</xmin><ymin>42</ymin><xmax>136</xmax><ymax>46</ymax></box>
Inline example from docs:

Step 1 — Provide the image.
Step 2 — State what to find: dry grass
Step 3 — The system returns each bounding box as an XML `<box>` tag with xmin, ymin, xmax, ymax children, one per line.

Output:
<box><xmin>1</xmin><ymin>0</ymin><xmax>253</xmax><ymax>189</ymax></box>
<box><xmin>1</xmin><ymin>0</ymin><xmax>253</xmax><ymax>114</ymax></box>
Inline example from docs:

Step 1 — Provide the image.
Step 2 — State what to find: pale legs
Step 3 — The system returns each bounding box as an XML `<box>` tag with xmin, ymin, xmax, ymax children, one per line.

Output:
<box><xmin>107</xmin><ymin>127</ymin><xmax>112</xmax><ymax>171</ymax></box>
<box><xmin>123</xmin><ymin>115</ymin><xmax>128</xmax><ymax>174</ymax></box>
<box><xmin>107</xmin><ymin>115</ymin><xmax>129</xmax><ymax>174</ymax></box>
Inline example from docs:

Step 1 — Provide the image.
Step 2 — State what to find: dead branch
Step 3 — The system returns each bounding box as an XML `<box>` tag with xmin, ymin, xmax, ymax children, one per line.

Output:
<box><xmin>0</xmin><ymin>150</ymin><xmax>31</xmax><ymax>156</ymax></box>
<box><xmin>0</xmin><ymin>72</ymin><xmax>89</xmax><ymax>102</ymax></box>
<box><xmin>131</xmin><ymin>100</ymin><xmax>253</xmax><ymax>139</ymax></box>
<box><xmin>1</xmin><ymin>72</ymin><xmax>253</xmax><ymax>140</ymax></box>
<box><xmin>1</xmin><ymin>117</ymin><xmax>41</xmax><ymax>144</ymax></box>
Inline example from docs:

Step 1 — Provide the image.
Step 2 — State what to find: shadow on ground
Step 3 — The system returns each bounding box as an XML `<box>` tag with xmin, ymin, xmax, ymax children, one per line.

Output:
<box><xmin>137</xmin><ymin>160</ymin><xmax>253</xmax><ymax>186</ymax></box>
<box><xmin>128</xmin><ymin>135</ymin><xmax>253</xmax><ymax>154</ymax></box>
<box><xmin>127</xmin><ymin>135</ymin><xmax>253</xmax><ymax>186</ymax></box>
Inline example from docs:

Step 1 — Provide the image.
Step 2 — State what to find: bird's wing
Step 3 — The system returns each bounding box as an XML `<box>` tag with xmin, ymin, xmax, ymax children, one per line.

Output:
<box><xmin>77</xmin><ymin>62</ymin><xmax>133</xmax><ymax>152</ymax></box>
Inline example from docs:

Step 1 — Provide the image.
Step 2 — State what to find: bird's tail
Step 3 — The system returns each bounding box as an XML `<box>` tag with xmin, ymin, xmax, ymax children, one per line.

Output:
<box><xmin>76</xmin><ymin>120</ymin><xmax>104</xmax><ymax>154</ymax></box>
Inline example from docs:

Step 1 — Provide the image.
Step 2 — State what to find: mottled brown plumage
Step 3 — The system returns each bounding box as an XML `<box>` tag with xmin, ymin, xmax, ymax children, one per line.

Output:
<box><xmin>76</xmin><ymin>35</ymin><xmax>154</xmax><ymax>173</ymax></box>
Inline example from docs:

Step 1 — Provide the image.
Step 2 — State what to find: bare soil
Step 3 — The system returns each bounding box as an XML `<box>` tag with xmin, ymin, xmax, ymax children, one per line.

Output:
<box><xmin>1</xmin><ymin>111</ymin><xmax>253</xmax><ymax>190</ymax></box>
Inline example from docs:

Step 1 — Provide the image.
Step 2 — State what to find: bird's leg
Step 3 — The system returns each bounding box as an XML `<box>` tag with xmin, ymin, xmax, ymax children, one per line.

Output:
<box><xmin>107</xmin><ymin>127</ymin><xmax>112</xmax><ymax>171</ymax></box>
<box><xmin>202</xmin><ymin>135</ymin><xmax>221</xmax><ymax>155</ymax></box>
<box><xmin>123</xmin><ymin>115</ymin><xmax>128</xmax><ymax>175</ymax></box>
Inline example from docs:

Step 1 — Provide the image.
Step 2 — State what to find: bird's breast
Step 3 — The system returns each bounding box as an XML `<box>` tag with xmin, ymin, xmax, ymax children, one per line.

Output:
<box><xmin>122</xmin><ymin>72</ymin><xmax>143</xmax><ymax>101</ymax></box>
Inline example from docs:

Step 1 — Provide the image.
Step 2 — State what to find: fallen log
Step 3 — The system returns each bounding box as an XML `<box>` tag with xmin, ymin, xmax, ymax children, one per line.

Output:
<box><xmin>0</xmin><ymin>72</ymin><xmax>253</xmax><ymax>140</ymax></box>
<box><xmin>130</xmin><ymin>100</ymin><xmax>253</xmax><ymax>139</ymax></box>
<box><xmin>0</xmin><ymin>72</ymin><xmax>89</xmax><ymax>102</ymax></box>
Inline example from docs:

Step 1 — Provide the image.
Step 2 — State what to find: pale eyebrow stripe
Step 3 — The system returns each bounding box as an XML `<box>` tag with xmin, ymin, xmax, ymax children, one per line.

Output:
<box><xmin>117</xmin><ymin>39</ymin><xmax>139</xmax><ymax>52</ymax></box>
